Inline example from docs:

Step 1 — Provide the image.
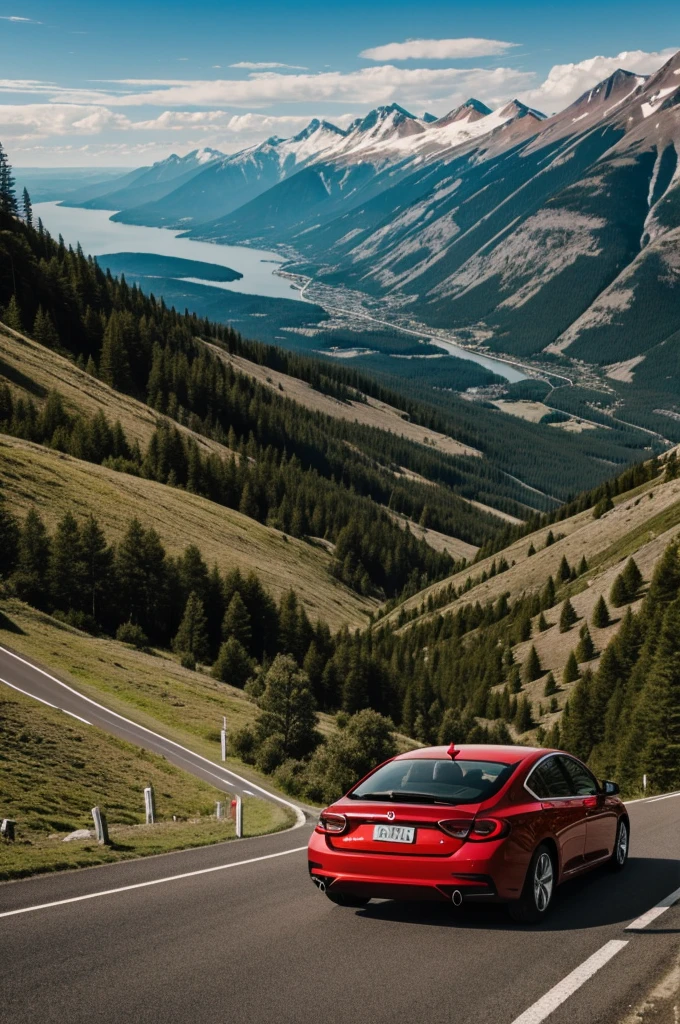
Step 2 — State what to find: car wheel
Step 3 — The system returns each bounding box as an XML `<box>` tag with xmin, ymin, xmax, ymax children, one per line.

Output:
<box><xmin>609</xmin><ymin>818</ymin><xmax>629</xmax><ymax>872</ymax></box>
<box><xmin>508</xmin><ymin>843</ymin><xmax>555</xmax><ymax>924</ymax></box>
<box><xmin>325</xmin><ymin>892</ymin><xmax>371</xmax><ymax>908</ymax></box>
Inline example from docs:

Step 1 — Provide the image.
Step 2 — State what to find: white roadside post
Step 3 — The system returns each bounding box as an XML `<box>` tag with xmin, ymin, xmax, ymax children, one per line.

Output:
<box><xmin>643</xmin><ymin>774</ymin><xmax>647</xmax><ymax>793</ymax></box>
<box><xmin>144</xmin><ymin>785</ymin><xmax>155</xmax><ymax>825</ymax></box>
<box><xmin>215</xmin><ymin>801</ymin><xmax>223</xmax><ymax>820</ymax></box>
<box><xmin>91</xmin><ymin>806</ymin><xmax>109</xmax><ymax>845</ymax></box>
<box><xmin>234</xmin><ymin>795</ymin><xmax>243</xmax><ymax>838</ymax></box>
<box><xmin>1</xmin><ymin>819</ymin><xmax>16</xmax><ymax>841</ymax></box>
<box><xmin>220</xmin><ymin>716</ymin><xmax>227</xmax><ymax>762</ymax></box>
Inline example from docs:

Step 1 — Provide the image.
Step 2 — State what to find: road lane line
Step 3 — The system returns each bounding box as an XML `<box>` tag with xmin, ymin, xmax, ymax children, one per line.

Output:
<box><xmin>625</xmin><ymin>885</ymin><xmax>680</xmax><ymax>931</ymax></box>
<box><xmin>0</xmin><ymin>676</ymin><xmax>59</xmax><ymax>709</ymax></box>
<box><xmin>624</xmin><ymin>791</ymin><xmax>680</xmax><ymax>805</ymax></box>
<box><xmin>0</xmin><ymin>845</ymin><xmax>308</xmax><ymax>919</ymax></box>
<box><xmin>509</xmin><ymin>940</ymin><xmax>628</xmax><ymax>1024</ymax></box>
<box><xmin>0</xmin><ymin>646</ymin><xmax>305</xmax><ymax>825</ymax></box>
<box><xmin>61</xmin><ymin>709</ymin><xmax>91</xmax><ymax>725</ymax></box>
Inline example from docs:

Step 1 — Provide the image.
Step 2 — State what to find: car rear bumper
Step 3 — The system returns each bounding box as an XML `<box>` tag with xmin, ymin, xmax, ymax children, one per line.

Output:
<box><xmin>308</xmin><ymin>830</ymin><xmax>520</xmax><ymax>903</ymax></box>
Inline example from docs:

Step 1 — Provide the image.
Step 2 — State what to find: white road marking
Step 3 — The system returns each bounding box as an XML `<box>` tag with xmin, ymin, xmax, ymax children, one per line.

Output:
<box><xmin>0</xmin><ymin>676</ymin><xmax>58</xmax><ymax>709</ymax></box>
<box><xmin>0</xmin><ymin>846</ymin><xmax>308</xmax><ymax>919</ymax></box>
<box><xmin>61</xmin><ymin>709</ymin><xmax>91</xmax><ymax>725</ymax></box>
<box><xmin>626</xmin><ymin>885</ymin><xmax>680</xmax><ymax>931</ymax></box>
<box><xmin>243</xmin><ymin>790</ymin><xmax>255</xmax><ymax>796</ymax></box>
<box><xmin>0</xmin><ymin>646</ymin><xmax>305</xmax><ymax>826</ymax></box>
<box><xmin>509</xmin><ymin>940</ymin><xmax>628</xmax><ymax>1024</ymax></box>
<box><xmin>624</xmin><ymin>790</ymin><xmax>680</xmax><ymax>805</ymax></box>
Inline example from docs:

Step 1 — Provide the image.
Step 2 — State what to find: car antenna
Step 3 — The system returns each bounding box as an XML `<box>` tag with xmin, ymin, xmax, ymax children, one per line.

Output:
<box><xmin>447</xmin><ymin>743</ymin><xmax>459</xmax><ymax>758</ymax></box>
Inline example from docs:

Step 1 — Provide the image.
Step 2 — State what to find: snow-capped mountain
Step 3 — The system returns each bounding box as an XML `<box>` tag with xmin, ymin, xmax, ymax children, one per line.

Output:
<box><xmin>109</xmin><ymin>119</ymin><xmax>347</xmax><ymax>228</ymax></box>
<box><xmin>62</xmin><ymin>147</ymin><xmax>225</xmax><ymax>211</ymax></box>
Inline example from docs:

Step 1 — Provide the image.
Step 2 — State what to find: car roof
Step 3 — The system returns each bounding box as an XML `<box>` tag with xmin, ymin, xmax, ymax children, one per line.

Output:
<box><xmin>393</xmin><ymin>744</ymin><xmax>547</xmax><ymax>765</ymax></box>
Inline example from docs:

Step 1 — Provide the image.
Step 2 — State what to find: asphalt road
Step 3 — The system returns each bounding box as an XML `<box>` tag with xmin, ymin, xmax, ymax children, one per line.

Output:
<box><xmin>1</xmin><ymin>644</ymin><xmax>679</xmax><ymax>1024</ymax></box>
<box><xmin>0</xmin><ymin>642</ymin><xmax>303</xmax><ymax>820</ymax></box>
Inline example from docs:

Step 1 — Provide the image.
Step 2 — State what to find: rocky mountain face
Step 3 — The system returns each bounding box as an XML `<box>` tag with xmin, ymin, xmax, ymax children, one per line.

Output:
<box><xmin>62</xmin><ymin>52</ymin><xmax>680</xmax><ymax>411</ymax></box>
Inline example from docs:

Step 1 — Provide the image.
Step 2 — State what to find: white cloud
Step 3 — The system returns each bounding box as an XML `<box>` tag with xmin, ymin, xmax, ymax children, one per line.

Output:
<box><xmin>520</xmin><ymin>48</ymin><xmax>678</xmax><ymax>112</ymax></box>
<box><xmin>230</xmin><ymin>61</ymin><xmax>309</xmax><ymax>70</ymax></box>
<box><xmin>360</xmin><ymin>38</ymin><xmax>518</xmax><ymax>61</ymax></box>
<box><xmin>0</xmin><ymin>15</ymin><xmax>42</xmax><ymax>22</ymax></box>
<box><xmin>0</xmin><ymin>103</ymin><xmax>131</xmax><ymax>138</ymax></box>
<box><xmin>87</xmin><ymin>64</ymin><xmax>534</xmax><ymax>109</ymax></box>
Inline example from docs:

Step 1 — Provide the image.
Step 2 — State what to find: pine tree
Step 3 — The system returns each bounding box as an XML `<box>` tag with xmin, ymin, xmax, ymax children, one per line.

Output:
<box><xmin>80</xmin><ymin>514</ymin><xmax>111</xmax><ymax>619</ymax></box>
<box><xmin>256</xmin><ymin>654</ymin><xmax>318</xmax><ymax>758</ymax></box>
<box><xmin>527</xmin><ymin>543</ymin><xmax>536</xmax><ymax>557</ymax></box>
<box><xmin>12</xmin><ymin>508</ymin><xmax>50</xmax><ymax>606</ymax></box>
<box><xmin>558</xmin><ymin>555</ymin><xmax>571</xmax><ymax>582</ymax></box>
<box><xmin>99</xmin><ymin>311</ymin><xmax>131</xmax><ymax>390</ymax></box>
<box><xmin>3</xmin><ymin>295</ymin><xmax>23</xmax><ymax>332</ymax></box>
<box><xmin>541</xmin><ymin>575</ymin><xmax>556</xmax><ymax>610</ymax></box>
<box><xmin>238</xmin><ymin>482</ymin><xmax>259</xmax><ymax>519</ymax></box>
<box><xmin>622</xmin><ymin>558</ymin><xmax>643</xmax><ymax>599</ymax></box>
<box><xmin>0</xmin><ymin>142</ymin><xmax>18</xmax><ymax>215</ymax></box>
<box><xmin>221</xmin><ymin>592</ymin><xmax>252</xmax><ymax>650</ymax></box>
<box><xmin>538</xmin><ymin>612</ymin><xmax>550</xmax><ymax>632</ymax></box>
<box><xmin>575</xmin><ymin>624</ymin><xmax>595</xmax><ymax>662</ymax></box>
<box><xmin>32</xmin><ymin>306</ymin><xmax>60</xmax><ymax>349</ymax></box>
<box><xmin>563</xmin><ymin>651</ymin><xmax>580</xmax><ymax>684</ymax></box>
<box><xmin>545</xmin><ymin>530</ymin><xmax>555</xmax><ymax>547</ymax></box>
<box><xmin>0</xmin><ymin>494</ymin><xmax>19</xmax><ymax>579</ymax></box>
<box><xmin>592</xmin><ymin>595</ymin><xmax>610</xmax><ymax>628</ymax></box>
<box><xmin>543</xmin><ymin>672</ymin><xmax>558</xmax><ymax>696</ymax></box>
<box><xmin>514</xmin><ymin>695</ymin><xmax>533</xmax><ymax>733</ymax></box>
<box><xmin>610</xmin><ymin>573</ymin><xmax>629</xmax><ymax>608</ymax></box>
<box><xmin>523</xmin><ymin>645</ymin><xmax>542</xmax><ymax>683</ymax></box>
<box><xmin>635</xmin><ymin>599</ymin><xmax>680</xmax><ymax>792</ymax></box>
<box><xmin>47</xmin><ymin>512</ymin><xmax>85</xmax><ymax>612</ymax></box>
<box><xmin>593</xmin><ymin>494</ymin><xmax>614</xmax><ymax>519</ymax></box>
<box><xmin>22</xmin><ymin>187</ymin><xmax>32</xmax><ymax>226</ymax></box>
<box><xmin>212</xmin><ymin>638</ymin><xmax>252</xmax><ymax>688</ymax></box>
<box><xmin>559</xmin><ymin>597</ymin><xmax>578</xmax><ymax>632</ymax></box>
<box><xmin>578</xmin><ymin>555</ymin><xmax>588</xmax><ymax>575</ymax></box>
<box><xmin>173</xmin><ymin>592</ymin><xmax>210</xmax><ymax>663</ymax></box>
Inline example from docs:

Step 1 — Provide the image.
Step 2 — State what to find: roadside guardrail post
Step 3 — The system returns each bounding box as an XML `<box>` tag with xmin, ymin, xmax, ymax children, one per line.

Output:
<box><xmin>642</xmin><ymin>774</ymin><xmax>647</xmax><ymax>792</ymax></box>
<box><xmin>234</xmin><ymin>795</ymin><xmax>243</xmax><ymax>838</ymax></box>
<box><xmin>1</xmin><ymin>818</ymin><xmax>16</xmax><ymax>841</ymax></box>
<box><xmin>91</xmin><ymin>807</ymin><xmax>109</xmax><ymax>845</ymax></box>
<box><xmin>216</xmin><ymin>801</ymin><xmax>223</xmax><ymax>819</ymax></box>
<box><xmin>221</xmin><ymin>716</ymin><xmax>227</xmax><ymax>762</ymax></box>
<box><xmin>144</xmin><ymin>785</ymin><xmax>155</xmax><ymax>825</ymax></box>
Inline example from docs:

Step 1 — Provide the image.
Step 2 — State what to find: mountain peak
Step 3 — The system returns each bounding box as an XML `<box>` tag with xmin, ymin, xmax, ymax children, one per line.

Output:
<box><xmin>498</xmin><ymin>99</ymin><xmax>546</xmax><ymax>120</ymax></box>
<box><xmin>435</xmin><ymin>98</ymin><xmax>493</xmax><ymax>127</ymax></box>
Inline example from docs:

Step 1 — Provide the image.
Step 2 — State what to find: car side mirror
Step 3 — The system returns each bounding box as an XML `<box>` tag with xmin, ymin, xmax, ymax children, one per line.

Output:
<box><xmin>602</xmin><ymin>780</ymin><xmax>619</xmax><ymax>795</ymax></box>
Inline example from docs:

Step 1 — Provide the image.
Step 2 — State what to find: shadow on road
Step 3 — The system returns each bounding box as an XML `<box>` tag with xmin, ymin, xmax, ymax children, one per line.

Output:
<box><xmin>350</xmin><ymin>857</ymin><xmax>680</xmax><ymax>932</ymax></box>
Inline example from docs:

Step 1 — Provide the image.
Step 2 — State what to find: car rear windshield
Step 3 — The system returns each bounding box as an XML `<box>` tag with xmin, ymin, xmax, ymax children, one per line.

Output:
<box><xmin>349</xmin><ymin>759</ymin><xmax>518</xmax><ymax>805</ymax></box>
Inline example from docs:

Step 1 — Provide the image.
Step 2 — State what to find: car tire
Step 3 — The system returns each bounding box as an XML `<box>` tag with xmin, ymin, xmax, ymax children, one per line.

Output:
<box><xmin>325</xmin><ymin>892</ymin><xmax>371</xmax><ymax>908</ymax></box>
<box><xmin>609</xmin><ymin>818</ymin><xmax>629</xmax><ymax>872</ymax></box>
<box><xmin>508</xmin><ymin>843</ymin><xmax>556</xmax><ymax>924</ymax></box>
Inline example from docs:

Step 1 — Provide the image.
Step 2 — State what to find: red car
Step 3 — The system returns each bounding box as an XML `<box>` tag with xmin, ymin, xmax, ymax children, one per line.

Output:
<box><xmin>308</xmin><ymin>744</ymin><xmax>629</xmax><ymax>922</ymax></box>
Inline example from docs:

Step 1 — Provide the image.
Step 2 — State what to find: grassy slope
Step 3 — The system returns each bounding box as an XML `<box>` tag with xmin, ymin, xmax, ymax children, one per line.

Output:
<box><xmin>0</xmin><ymin>683</ymin><xmax>293</xmax><ymax>881</ymax></box>
<box><xmin>383</xmin><ymin>469</ymin><xmax>680</xmax><ymax>736</ymax></box>
<box><xmin>0</xmin><ymin>435</ymin><xmax>375</xmax><ymax>631</ymax></box>
<box><xmin>0</xmin><ymin>326</ymin><xmax>231</xmax><ymax>457</ymax></box>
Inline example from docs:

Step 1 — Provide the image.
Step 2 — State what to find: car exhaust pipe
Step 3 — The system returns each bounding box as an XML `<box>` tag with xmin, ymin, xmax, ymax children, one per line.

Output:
<box><xmin>451</xmin><ymin>889</ymin><xmax>463</xmax><ymax>907</ymax></box>
<box><xmin>314</xmin><ymin>878</ymin><xmax>326</xmax><ymax>894</ymax></box>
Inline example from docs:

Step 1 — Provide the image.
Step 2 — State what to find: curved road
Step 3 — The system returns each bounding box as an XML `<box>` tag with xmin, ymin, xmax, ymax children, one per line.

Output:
<box><xmin>1</xmin><ymin>646</ymin><xmax>679</xmax><ymax>1024</ymax></box>
<box><xmin>0</xmin><ymin>643</ymin><xmax>304</xmax><ymax>823</ymax></box>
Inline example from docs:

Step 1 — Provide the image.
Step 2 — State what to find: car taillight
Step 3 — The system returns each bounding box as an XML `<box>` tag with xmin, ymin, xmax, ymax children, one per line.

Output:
<box><xmin>317</xmin><ymin>812</ymin><xmax>348</xmax><ymax>834</ymax></box>
<box><xmin>438</xmin><ymin>819</ymin><xmax>473</xmax><ymax>839</ymax></box>
<box><xmin>438</xmin><ymin>818</ymin><xmax>509</xmax><ymax>841</ymax></box>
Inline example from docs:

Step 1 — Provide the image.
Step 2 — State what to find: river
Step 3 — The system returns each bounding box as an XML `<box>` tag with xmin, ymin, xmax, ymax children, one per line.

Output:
<box><xmin>35</xmin><ymin>201</ymin><xmax>525</xmax><ymax>382</ymax></box>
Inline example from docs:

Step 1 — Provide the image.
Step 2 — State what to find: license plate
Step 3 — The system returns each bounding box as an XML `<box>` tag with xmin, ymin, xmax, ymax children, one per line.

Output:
<box><xmin>373</xmin><ymin>824</ymin><xmax>416</xmax><ymax>844</ymax></box>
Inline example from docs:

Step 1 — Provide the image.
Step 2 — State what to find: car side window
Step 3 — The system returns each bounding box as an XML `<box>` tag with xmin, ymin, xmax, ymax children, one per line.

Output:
<box><xmin>527</xmin><ymin>756</ymin><xmax>572</xmax><ymax>798</ymax></box>
<box><xmin>558</xmin><ymin>756</ymin><xmax>598</xmax><ymax>796</ymax></box>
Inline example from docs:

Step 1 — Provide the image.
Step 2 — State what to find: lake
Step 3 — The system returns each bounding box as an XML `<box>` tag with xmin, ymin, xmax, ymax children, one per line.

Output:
<box><xmin>35</xmin><ymin>201</ymin><xmax>525</xmax><ymax>382</ymax></box>
<box><xmin>34</xmin><ymin>202</ymin><xmax>303</xmax><ymax>302</ymax></box>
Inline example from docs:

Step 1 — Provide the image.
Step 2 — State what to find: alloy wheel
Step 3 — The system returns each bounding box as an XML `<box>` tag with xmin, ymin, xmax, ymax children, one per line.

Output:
<box><xmin>533</xmin><ymin>851</ymin><xmax>554</xmax><ymax>912</ymax></box>
<box><xmin>617</xmin><ymin>822</ymin><xmax>628</xmax><ymax>865</ymax></box>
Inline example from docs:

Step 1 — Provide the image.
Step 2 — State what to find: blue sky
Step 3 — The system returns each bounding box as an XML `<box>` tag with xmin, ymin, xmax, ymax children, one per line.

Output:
<box><xmin>1</xmin><ymin>0</ymin><xmax>678</xmax><ymax>165</ymax></box>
